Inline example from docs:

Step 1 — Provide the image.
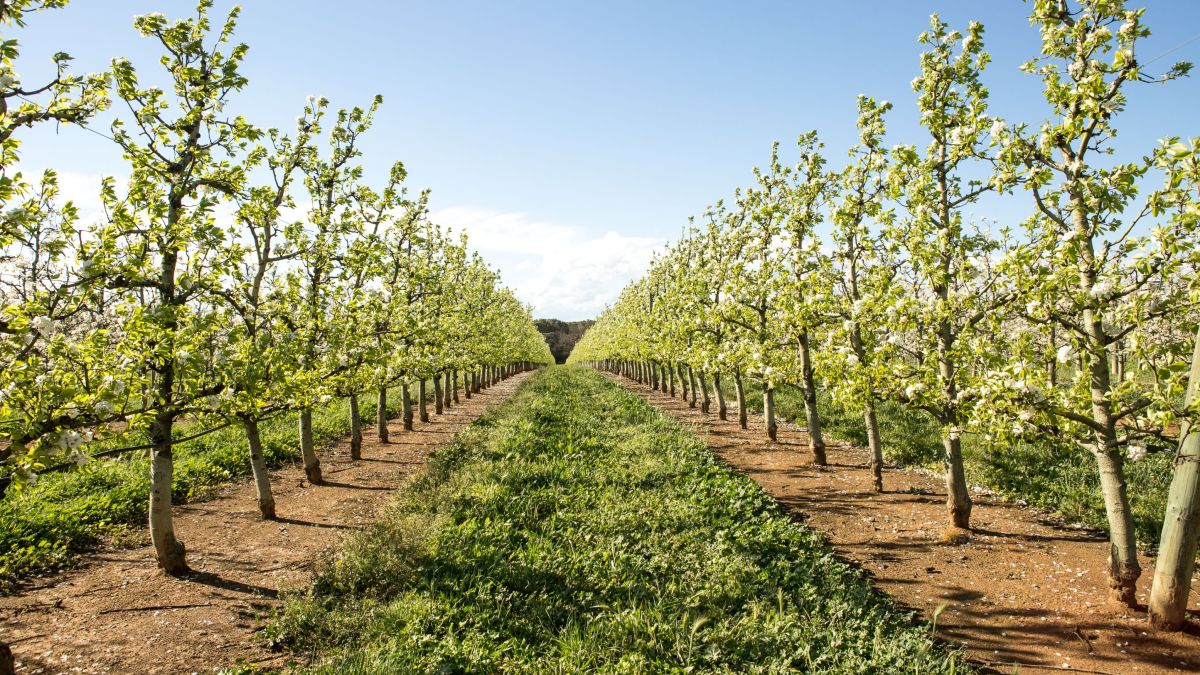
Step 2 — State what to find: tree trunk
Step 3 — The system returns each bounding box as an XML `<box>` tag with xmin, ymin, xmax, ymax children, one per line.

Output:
<box><xmin>942</xmin><ymin>428</ymin><xmax>971</xmax><ymax>537</ymax></box>
<box><xmin>735</xmin><ymin>371</ymin><xmax>747</xmax><ymax>429</ymax></box>
<box><xmin>687</xmin><ymin>367</ymin><xmax>698</xmax><ymax>409</ymax></box>
<box><xmin>442</xmin><ymin>372</ymin><xmax>452</xmax><ymax>409</ymax></box>
<box><xmin>1072</xmin><ymin>196</ymin><xmax>1140</xmax><ymax>608</ymax></box>
<box><xmin>433</xmin><ymin>374</ymin><xmax>443</xmax><ymax>414</ymax></box>
<box><xmin>452</xmin><ymin>370</ymin><xmax>460</xmax><ymax>403</ymax></box>
<box><xmin>668</xmin><ymin>364</ymin><xmax>676</xmax><ymax>397</ymax></box>
<box><xmin>242</xmin><ymin>415</ymin><xmax>276</xmax><ymax>519</ymax></box>
<box><xmin>798</xmin><ymin>331</ymin><xmax>826</xmax><ymax>465</ymax></box>
<box><xmin>418</xmin><ymin>379</ymin><xmax>429</xmax><ymax>422</ymax></box>
<box><xmin>402</xmin><ymin>382</ymin><xmax>414</xmax><ymax>430</ymax></box>
<box><xmin>699</xmin><ymin>372</ymin><xmax>711</xmax><ymax>413</ymax></box>
<box><xmin>1149</xmin><ymin>327</ymin><xmax>1200</xmax><ymax>630</ymax></box>
<box><xmin>349</xmin><ymin>393</ymin><xmax>362</xmax><ymax>460</ymax></box>
<box><xmin>714</xmin><ymin>373</ymin><xmax>727</xmax><ymax>421</ymax></box>
<box><xmin>763</xmin><ymin>386</ymin><xmax>777</xmax><ymax>441</ymax></box>
<box><xmin>149</xmin><ymin>408</ymin><xmax>187</xmax><ymax>574</ymax></box>
<box><xmin>377</xmin><ymin>386</ymin><xmax>389</xmax><ymax>442</ymax></box>
<box><xmin>1095</xmin><ymin>446</ymin><xmax>1141</xmax><ymax>607</ymax></box>
<box><xmin>865</xmin><ymin>401</ymin><xmax>883</xmax><ymax>492</ymax></box>
<box><xmin>299</xmin><ymin>409</ymin><xmax>322</xmax><ymax>484</ymax></box>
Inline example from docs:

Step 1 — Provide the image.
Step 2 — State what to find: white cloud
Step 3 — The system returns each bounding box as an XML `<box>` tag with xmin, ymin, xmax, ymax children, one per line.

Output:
<box><xmin>433</xmin><ymin>206</ymin><xmax>660</xmax><ymax>320</ymax></box>
<box><xmin>45</xmin><ymin>177</ymin><xmax>654</xmax><ymax>320</ymax></box>
<box><xmin>53</xmin><ymin>171</ymin><xmax>107</xmax><ymax>225</ymax></box>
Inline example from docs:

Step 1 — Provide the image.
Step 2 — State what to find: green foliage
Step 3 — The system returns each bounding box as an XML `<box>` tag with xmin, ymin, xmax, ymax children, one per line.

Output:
<box><xmin>269</xmin><ymin>367</ymin><xmax>967</xmax><ymax>673</ymax></box>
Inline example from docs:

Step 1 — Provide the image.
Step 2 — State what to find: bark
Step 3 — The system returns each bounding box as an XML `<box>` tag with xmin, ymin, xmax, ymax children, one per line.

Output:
<box><xmin>452</xmin><ymin>370</ymin><xmax>460</xmax><ymax>403</ymax></box>
<box><xmin>377</xmin><ymin>386</ymin><xmax>389</xmax><ymax>443</ymax></box>
<box><xmin>668</xmin><ymin>363</ymin><xmax>676</xmax><ymax>397</ymax></box>
<box><xmin>763</xmin><ymin>386</ymin><xmax>778</xmax><ymax>441</ymax></box>
<box><xmin>443</xmin><ymin>371</ymin><xmax>452</xmax><ymax>409</ymax></box>
<box><xmin>433</xmin><ymin>374</ymin><xmax>443</xmax><ymax>414</ymax></box>
<box><xmin>348</xmin><ymin>393</ymin><xmax>362</xmax><ymax>460</ymax></box>
<box><xmin>149</xmin><ymin>408</ymin><xmax>187</xmax><ymax>574</ymax></box>
<box><xmin>418</xmin><ymin>379</ymin><xmax>429</xmax><ymax>421</ymax></box>
<box><xmin>735</xmin><ymin>371</ymin><xmax>748</xmax><ymax>429</ymax></box>
<box><xmin>299</xmin><ymin>409</ymin><xmax>322</xmax><ymax>483</ymax></box>
<box><xmin>798</xmin><ymin>331</ymin><xmax>826</xmax><ymax>465</ymax></box>
<box><xmin>699</xmin><ymin>372</ymin><xmax>711</xmax><ymax>414</ymax></box>
<box><xmin>713</xmin><ymin>373</ymin><xmax>728</xmax><ymax>421</ymax></box>
<box><xmin>1149</xmin><ymin>326</ymin><xmax>1200</xmax><ymax>630</ymax></box>
<box><xmin>242</xmin><ymin>415</ymin><xmax>276</xmax><ymax>519</ymax></box>
<box><xmin>1095</xmin><ymin>447</ymin><xmax>1141</xmax><ymax>606</ymax></box>
<box><xmin>865</xmin><ymin>401</ymin><xmax>883</xmax><ymax>492</ymax></box>
<box><xmin>687</xmin><ymin>367</ymin><xmax>698</xmax><ymax>409</ymax></box>
<box><xmin>402</xmin><ymin>382</ymin><xmax>414</xmax><ymax>430</ymax></box>
<box><xmin>942</xmin><ymin>429</ymin><xmax>971</xmax><ymax>532</ymax></box>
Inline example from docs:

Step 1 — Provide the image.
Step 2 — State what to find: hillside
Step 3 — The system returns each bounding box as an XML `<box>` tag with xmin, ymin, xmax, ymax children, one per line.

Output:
<box><xmin>535</xmin><ymin>319</ymin><xmax>594</xmax><ymax>363</ymax></box>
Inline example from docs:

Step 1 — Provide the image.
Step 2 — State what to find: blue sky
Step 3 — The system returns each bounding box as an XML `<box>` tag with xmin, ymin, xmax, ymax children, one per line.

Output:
<box><xmin>14</xmin><ymin>1</ymin><xmax>1200</xmax><ymax>319</ymax></box>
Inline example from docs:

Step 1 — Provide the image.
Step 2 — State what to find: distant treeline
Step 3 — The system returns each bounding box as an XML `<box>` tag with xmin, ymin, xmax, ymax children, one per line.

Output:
<box><xmin>535</xmin><ymin>319</ymin><xmax>595</xmax><ymax>364</ymax></box>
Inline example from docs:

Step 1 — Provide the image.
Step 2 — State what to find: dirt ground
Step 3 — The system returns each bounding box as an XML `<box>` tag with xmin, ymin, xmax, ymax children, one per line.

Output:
<box><xmin>610</xmin><ymin>374</ymin><xmax>1200</xmax><ymax>675</ymax></box>
<box><xmin>0</xmin><ymin>374</ymin><xmax>529</xmax><ymax>675</ymax></box>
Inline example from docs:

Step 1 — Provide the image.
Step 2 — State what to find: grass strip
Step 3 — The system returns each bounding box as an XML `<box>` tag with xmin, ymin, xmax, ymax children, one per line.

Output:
<box><xmin>267</xmin><ymin>366</ymin><xmax>967</xmax><ymax>673</ymax></box>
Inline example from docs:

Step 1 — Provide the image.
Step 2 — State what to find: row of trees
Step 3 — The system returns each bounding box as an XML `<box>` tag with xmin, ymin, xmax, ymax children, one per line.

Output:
<box><xmin>0</xmin><ymin>0</ymin><xmax>551</xmax><ymax>574</ymax></box>
<box><xmin>571</xmin><ymin>0</ymin><xmax>1200</xmax><ymax>627</ymax></box>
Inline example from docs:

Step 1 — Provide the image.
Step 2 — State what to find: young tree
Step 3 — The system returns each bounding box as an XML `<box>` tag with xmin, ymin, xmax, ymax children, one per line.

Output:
<box><xmin>214</xmin><ymin>108</ymin><xmax>317</xmax><ymax>518</ymax></box>
<box><xmin>883</xmin><ymin>16</ymin><xmax>1011</xmax><ymax>535</ymax></box>
<box><xmin>94</xmin><ymin>2</ymin><xmax>257</xmax><ymax>572</ymax></box>
<box><xmin>823</xmin><ymin>96</ymin><xmax>894</xmax><ymax>491</ymax></box>
<box><xmin>289</xmin><ymin>95</ymin><xmax>381</xmax><ymax>482</ymax></box>
<box><xmin>776</xmin><ymin>132</ymin><xmax>833</xmax><ymax>464</ymax></box>
<box><xmin>990</xmin><ymin>0</ymin><xmax>1194</xmax><ymax>606</ymax></box>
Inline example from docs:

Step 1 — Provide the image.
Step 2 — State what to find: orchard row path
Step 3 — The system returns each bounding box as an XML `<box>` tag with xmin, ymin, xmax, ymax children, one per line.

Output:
<box><xmin>606</xmin><ymin>373</ymin><xmax>1200</xmax><ymax>675</ymax></box>
<box><xmin>0</xmin><ymin>372</ymin><xmax>531</xmax><ymax>675</ymax></box>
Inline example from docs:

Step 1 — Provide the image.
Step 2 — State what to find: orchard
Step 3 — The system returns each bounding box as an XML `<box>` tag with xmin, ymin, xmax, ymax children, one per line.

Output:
<box><xmin>1</xmin><ymin>0</ymin><xmax>1199</xmax><ymax>672</ymax></box>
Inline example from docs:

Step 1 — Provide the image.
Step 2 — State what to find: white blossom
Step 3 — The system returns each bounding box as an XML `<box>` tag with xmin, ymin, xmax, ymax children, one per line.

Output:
<box><xmin>1127</xmin><ymin>442</ymin><xmax>1147</xmax><ymax>462</ymax></box>
<box><xmin>59</xmin><ymin>430</ymin><xmax>85</xmax><ymax>451</ymax></box>
<box><xmin>31</xmin><ymin>315</ymin><xmax>55</xmax><ymax>336</ymax></box>
<box><xmin>1089</xmin><ymin>279</ymin><xmax>1112</xmax><ymax>298</ymax></box>
<box><xmin>1056</xmin><ymin>344</ymin><xmax>1074</xmax><ymax>364</ymax></box>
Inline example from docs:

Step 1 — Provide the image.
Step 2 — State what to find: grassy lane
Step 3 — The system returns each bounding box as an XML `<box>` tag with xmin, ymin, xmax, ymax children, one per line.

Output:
<box><xmin>269</xmin><ymin>367</ymin><xmax>968</xmax><ymax>673</ymax></box>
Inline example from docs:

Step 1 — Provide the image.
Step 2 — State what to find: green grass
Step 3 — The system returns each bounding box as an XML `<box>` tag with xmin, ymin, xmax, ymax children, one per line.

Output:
<box><xmin>723</xmin><ymin>377</ymin><xmax>1171</xmax><ymax>549</ymax></box>
<box><xmin>0</xmin><ymin>381</ymin><xmax>440</xmax><ymax>592</ymax></box>
<box><xmin>267</xmin><ymin>366</ymin><xmax>968</xmax><ymax>673</ymax></box>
